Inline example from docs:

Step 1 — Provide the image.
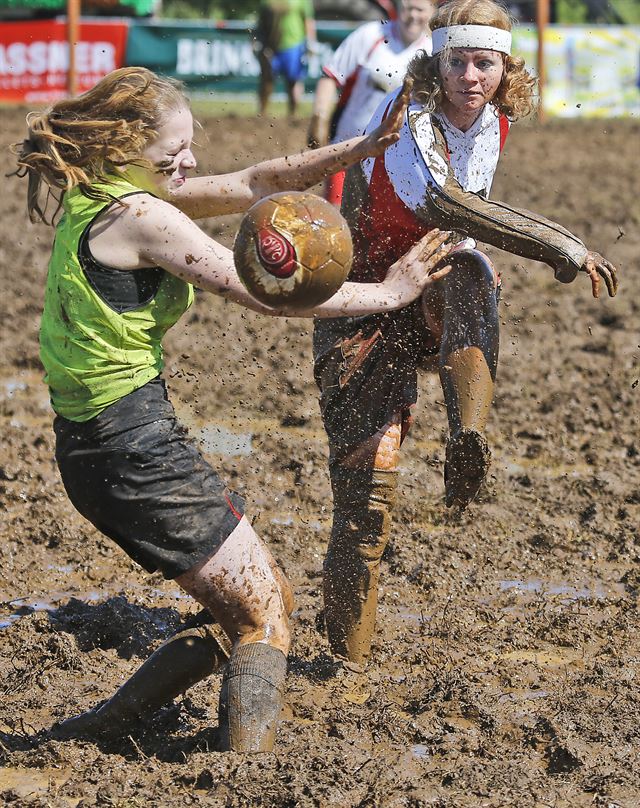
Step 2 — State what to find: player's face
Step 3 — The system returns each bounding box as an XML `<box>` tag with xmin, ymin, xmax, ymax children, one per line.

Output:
<box><xmin>399</xmin><ymin>0</ymin><xmax>435</xmax><ymax>44</ymax></box>
<box><xmin>439</xmin><ymin>49</ymin><xmax>504</xmax><ymax>118</ymax></box>
<box><xmin>130</xmin><ymin>105</ymin><xmax>197</xmax><ymax>196</ymax></box>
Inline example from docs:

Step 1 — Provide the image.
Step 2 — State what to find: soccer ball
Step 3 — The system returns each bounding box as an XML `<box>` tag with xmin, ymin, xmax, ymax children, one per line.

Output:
<box><xmin>233</xmin><ymin>191</ymin><xmax>353</xmax><ymax>309</ymax></box>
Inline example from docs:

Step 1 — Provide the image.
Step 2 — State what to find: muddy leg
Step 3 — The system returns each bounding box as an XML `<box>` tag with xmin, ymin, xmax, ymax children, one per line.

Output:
<box><xmin>258</xmin><ymin>53</ymin><xmax>274</xmax><ymax>116</ymax></box>
<box><xmin>54</xmin><ymin>518</ymin><xmax>292</xmax><ymax>752</ymax></box>
<box><xmin>423</xmin><ymin>249</ymin><xmax>499</xmax><ymax>509</ymax></box>
<box><xmin>286</xmin><ymin>78</ymin><xmax>303</xmax><ymax>117</ymax></box>
<box><xmin>323</xmin><ymin>417</ymin><xmax>401</xmax><ymax>665</ymax></box>
<box><xmin>177</xmin><ymin>517</ymin><xmax>292</xmax><ymax>752</ymax></box>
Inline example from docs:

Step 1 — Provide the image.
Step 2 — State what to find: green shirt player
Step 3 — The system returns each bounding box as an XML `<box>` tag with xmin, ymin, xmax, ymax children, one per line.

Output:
<box><xmin>14</xmin><ymin>67</ymin><xmax>454</xmax><ymax>753</ymax></box>
<box><xmin>254</xmin><ymin>0</ymin><xmax>317</xmax><ymax>115</ymax></box>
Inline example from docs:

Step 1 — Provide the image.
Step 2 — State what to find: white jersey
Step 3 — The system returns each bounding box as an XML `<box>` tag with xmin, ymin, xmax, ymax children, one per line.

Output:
<box><xmin>347</xmin><ymin>92</ymin><xmax>510</xmax><ymax>282</ymax></box>
<box><xmin>323</xmin><ymin>20</ymin><xmax>432</xmax><ymax>143</ymax></box>
<box><xmin>361</xmin><ymin>100</ymin><xmax>508</xmax><ymax>199</ymax></box>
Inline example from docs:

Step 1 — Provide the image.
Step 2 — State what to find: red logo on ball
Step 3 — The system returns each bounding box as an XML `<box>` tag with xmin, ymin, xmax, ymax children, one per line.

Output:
<box><xmin>256</xmin><ymin>227</ymin><xmax>297</xmax><ymax>278</ymax></box>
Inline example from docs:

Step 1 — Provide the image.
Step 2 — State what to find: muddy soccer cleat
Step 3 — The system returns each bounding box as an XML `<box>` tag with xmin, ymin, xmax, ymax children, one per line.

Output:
<box><xmin>444</xmin><ymin>429</ymin><xmax>491</xmax><ymax>510</ymax></box>
<box><xmin>50</xmin><ymin>618</ymin><xmax>229</xmax><ymax>741</ymax></box>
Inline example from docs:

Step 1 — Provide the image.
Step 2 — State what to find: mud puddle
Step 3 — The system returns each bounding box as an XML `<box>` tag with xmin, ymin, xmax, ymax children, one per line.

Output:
<box><xmin>0</xmin><ymin>767</ymin><xmax>79</xmax><ymax>805</ymax></box>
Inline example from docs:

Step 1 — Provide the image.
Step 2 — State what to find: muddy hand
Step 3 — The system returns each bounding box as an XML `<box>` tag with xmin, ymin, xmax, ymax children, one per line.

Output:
<box><xmin>361</xmin><ymin>76</ymin><xmax>414</xmax><ymax>158</ymax></box>
<box><xmin>581</xmin><ymin>251</ymin><xmax>618</xmax><ymax>298</ymax></box>
<box><xmin>385</xmin><ymin>229</ymin><xmax>453</xmax><ymax>304</ymax></box>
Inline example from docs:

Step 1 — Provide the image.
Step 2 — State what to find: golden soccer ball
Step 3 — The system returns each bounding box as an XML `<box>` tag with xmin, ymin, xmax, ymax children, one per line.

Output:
<box><xmin>233</xmin><ymin>191</ymin><xmax>353</xmax><ymax>309</ymax></box>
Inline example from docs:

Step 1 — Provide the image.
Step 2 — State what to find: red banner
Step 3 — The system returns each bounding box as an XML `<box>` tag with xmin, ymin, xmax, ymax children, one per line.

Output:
<box><xmin>0</xmin><ymin>19</ymin><xmax>129</xmax><ymax>103</ymax></box>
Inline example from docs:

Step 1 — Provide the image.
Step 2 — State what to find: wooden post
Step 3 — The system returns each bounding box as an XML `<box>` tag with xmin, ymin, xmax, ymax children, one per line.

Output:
<box><xmin>536</xmin><ymin>0</ymin><xmax>550</xmax><ymax>123</ymax></box>
<box><xmin>67</xmin><ymin>0</ymin><xmax>80</xmax><ymax>97</ymax></box>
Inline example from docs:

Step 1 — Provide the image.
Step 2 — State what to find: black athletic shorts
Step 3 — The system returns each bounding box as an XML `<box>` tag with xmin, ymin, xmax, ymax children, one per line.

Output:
<box><xmin>54</xmin><ymin>378</ymin><xmax>245</xmax><ymax>579</ymax></box>
<box><xmin>313</xmin><ymin>300</ymin><xmax>438</xmax><ymax>463</ymax></box>
<box><xmin>314</xmin><ymin>267</ymin><xmax>501</xmax><ymax>463</ymax></box>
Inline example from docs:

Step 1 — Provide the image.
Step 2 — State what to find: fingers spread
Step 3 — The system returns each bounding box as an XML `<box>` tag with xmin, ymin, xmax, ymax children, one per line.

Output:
<box><xmin>404</xmin><ymin>228</ymin><xmax>442</xmax><ymax>260</ymax></box>
<box><xmin>584</xmin><ymin>260</ymin><xmax>600</xmax><ymax>298</ymax></box>
<box><xmin>423</xmin><ymin>243</ymin><xmax>454</xmax><ymax>270</ymax></box>
<box><xmin>427</xmin><ymin>263</ymin><xmax>453</xmax><ymax>280</ymax></box>
<box><xmin>397</xmin><ymin>75</ymin><xmax>414</xmax><ymax>106</ymax></box>
<box><xmin>419</xmin><ymin>232</ymin><xmax>453</xmax><ymax>263</ymax></box>
<box><xmin>599</xmin><ymin>259</ymin><xmax>618</xmax><ymax>297</ymax></box>
<box><xmin>584</xmin><ymin>251</ymin><xmax>619</xmax><ymax>299</ymax></box>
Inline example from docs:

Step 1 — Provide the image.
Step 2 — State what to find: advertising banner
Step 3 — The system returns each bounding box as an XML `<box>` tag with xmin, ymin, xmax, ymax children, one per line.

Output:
<box><xmin>513</xmin><ymin>25</ymin><xmax>640</xmax><ymax>118</ymax></box>
<box><xmin>0</xmin><ymin>19</ymin><xmax>128</xmax><ymax>103</ymax></box>
<box><xmin>125</xmin><ymin>20</ymin><xmax>354</xmax><ymax>96</ymax></box>
<box><xmin>125</xmin><ymin>20</ymin><xmax>640</xmax><ymax>117</ymax></box>
<box><xmin>1</xmin><ymin>17</ymin><xmax>638</xmax><ymax>116</ymax></box>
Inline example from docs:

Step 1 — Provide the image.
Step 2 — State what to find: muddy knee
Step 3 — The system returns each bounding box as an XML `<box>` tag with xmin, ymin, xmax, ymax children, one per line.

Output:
<box><xmin>178</xmin><ymin>518</ymin><xmax>292</xmax><ymax>655</ymax></box>
<box><xmin>439</xmin><ymin>249</ymin><xmax>500</xmax><ymax>389</ymax></box>
<box><xmin>450</xmin><ymin>249</ymin><xmax>497</xmax><ymax>290</ymax></box>
<box><xmin>162</xmin><ymin>613</ymin><xmax>231</xmax><ymax>673</ymax></box>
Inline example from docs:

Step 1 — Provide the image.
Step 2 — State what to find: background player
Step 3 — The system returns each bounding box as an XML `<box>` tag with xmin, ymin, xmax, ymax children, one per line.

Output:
<box><xmin>307</xmin><ymin>0</ymin><xmax>435</xmax><ymax>203</ymax></box>
<box><xmin>254</xmin><ymin>0</ymin><xmax>317</xmax><ymax>116</ymax></box>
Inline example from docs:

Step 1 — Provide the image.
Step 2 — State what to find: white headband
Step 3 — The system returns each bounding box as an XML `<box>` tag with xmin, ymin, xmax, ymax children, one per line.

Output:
<box><xmin>431</xmin><ymin>25</ymin><xmax>512</xmax><ymax>55</ymax></box>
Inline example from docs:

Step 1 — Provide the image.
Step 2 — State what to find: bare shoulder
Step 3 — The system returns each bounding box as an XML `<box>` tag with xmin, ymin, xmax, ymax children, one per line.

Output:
<box><xmin>89</xmin><ymin>193</ymin><xmax>194</xmax><ymax>270</ymax></box>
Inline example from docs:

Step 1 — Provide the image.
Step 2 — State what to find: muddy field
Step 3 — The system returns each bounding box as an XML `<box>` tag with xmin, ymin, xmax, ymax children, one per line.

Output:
<box><xmin>1</xmin><ymin>107</ymin><xmax>639</xmax><ymax>807</ymax></box>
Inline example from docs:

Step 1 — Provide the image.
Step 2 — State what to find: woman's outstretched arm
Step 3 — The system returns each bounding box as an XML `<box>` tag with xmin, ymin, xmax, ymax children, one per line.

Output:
<box><xmin>109</xmin><ymin>194</ymin><xmax>453</xmax><ymax>318</ymax></box>
<box><xmin>167</xmin><ymin>79</ymin><xmax>413</xmax><ymax>220</ymax></box>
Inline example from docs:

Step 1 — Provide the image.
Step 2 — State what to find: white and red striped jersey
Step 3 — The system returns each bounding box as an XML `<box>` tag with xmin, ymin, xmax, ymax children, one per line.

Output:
<box><xmin>323</xmin><ymin>20</ymin><xmax>432</xmax><ymax>143</ymax></box>
<box><xmin>347</xmin><ymin>95</ymin><xmax>510</xmax><ymax>282</ymax></box>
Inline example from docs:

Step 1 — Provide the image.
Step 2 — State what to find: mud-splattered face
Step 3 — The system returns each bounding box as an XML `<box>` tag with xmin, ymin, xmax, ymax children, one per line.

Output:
<box><xmin>128</xmin><ymin>105</ymin><xmax>196</xmax><ymax>196</ymax></box>
<box><xmin>439</xmin><ymin>48</ymin><xmax>504</xmax><ymax>121</ymax></box>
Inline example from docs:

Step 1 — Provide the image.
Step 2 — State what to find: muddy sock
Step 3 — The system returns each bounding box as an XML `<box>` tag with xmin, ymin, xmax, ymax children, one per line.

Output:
<box><xmin>217</xmin><ymin>642</ymin><xmax>287</xmax><ymax>753</ymax></box>
<box><xmin>323</xmin><ymin>466</ymin><xmax>398</xmax><ymax>665</ymax></box>
<box><xmin>52</xmin><ymin>617</ymin><xmax>229</xmax><ymax>740</ymax></box>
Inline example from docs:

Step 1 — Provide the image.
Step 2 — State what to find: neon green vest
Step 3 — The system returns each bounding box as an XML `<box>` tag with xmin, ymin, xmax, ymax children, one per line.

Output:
<box><xmin>40</xmin><ymin>177</ymin><xmax>194</xmax><ymax>422</ymax></box>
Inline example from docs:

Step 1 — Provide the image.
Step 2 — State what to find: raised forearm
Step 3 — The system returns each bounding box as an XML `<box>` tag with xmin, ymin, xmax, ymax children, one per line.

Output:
<box><xmin>191</xmin><ymin>248</ymin><xmax>405</xmax><ymax>318</ymax></box>
<box><xmin>169</xmin><ymin>136</ymin><xmax>370</xmax><ymax>220</ymax></box>
<box><xmin>247</xmin><ymin>137</ymin><xmax>370</xmax><ymax>199</ymax></box>
<box><xmin>165</xmin><ymin>235</ymin><xmax>401</xmax><ymax>319</ymax></box>
<box><xmin>421</xmin><ymin>121</ymin><xmax>588</xmax><ymax>281</ymax></box>
<box><xmin>305</xmin><ymin>280</ymin><xmax>404</xmax><ymax>318</ymax></box>
<box><xmin>420</xmin><ymin>176</ymin><xmax>588</xmax><ymax>282</ymax></box>
<box><xmin>215</xmin><ymin>277</ymin><xmax>404</xmax><ymax>319</ymax></box>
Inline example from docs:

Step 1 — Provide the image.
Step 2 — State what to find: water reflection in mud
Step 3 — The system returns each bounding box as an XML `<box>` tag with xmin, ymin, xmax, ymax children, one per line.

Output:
<box><xmin>0</xmin><ymin>767</ymin><xmax>77</xmax><ymax>805</ymax></box>
<box><xmin>197</xmin><ymin>424</ymin><xmax>253</xmax><ymax>456</ymax></box>
<box><xmin>0</xmin><ymin>582</ymin><xmax>190</xmax><ymax>629</ymax></box>
<box><xmin>499</xmin><ymin>577</ymin><xmax>626</xmax><ymax>601</ymax></box>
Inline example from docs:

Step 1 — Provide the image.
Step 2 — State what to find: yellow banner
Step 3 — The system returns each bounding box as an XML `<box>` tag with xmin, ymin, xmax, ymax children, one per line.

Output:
<box><xmin>513</xmin><ymin>25</ymin><xmax>640</xmax><ymax>118</ymax></box>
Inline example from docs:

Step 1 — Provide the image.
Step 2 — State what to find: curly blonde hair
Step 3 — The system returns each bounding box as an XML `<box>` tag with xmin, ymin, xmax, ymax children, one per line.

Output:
<box><xmin>11</xmin><ymin>67</ymin><xmax>189</xmax><ymax>224</ymax></box>
<box><xmin>406</xmin><ymin>0</ymin><xmax>536</xmax><ymax>121</ymax></box>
